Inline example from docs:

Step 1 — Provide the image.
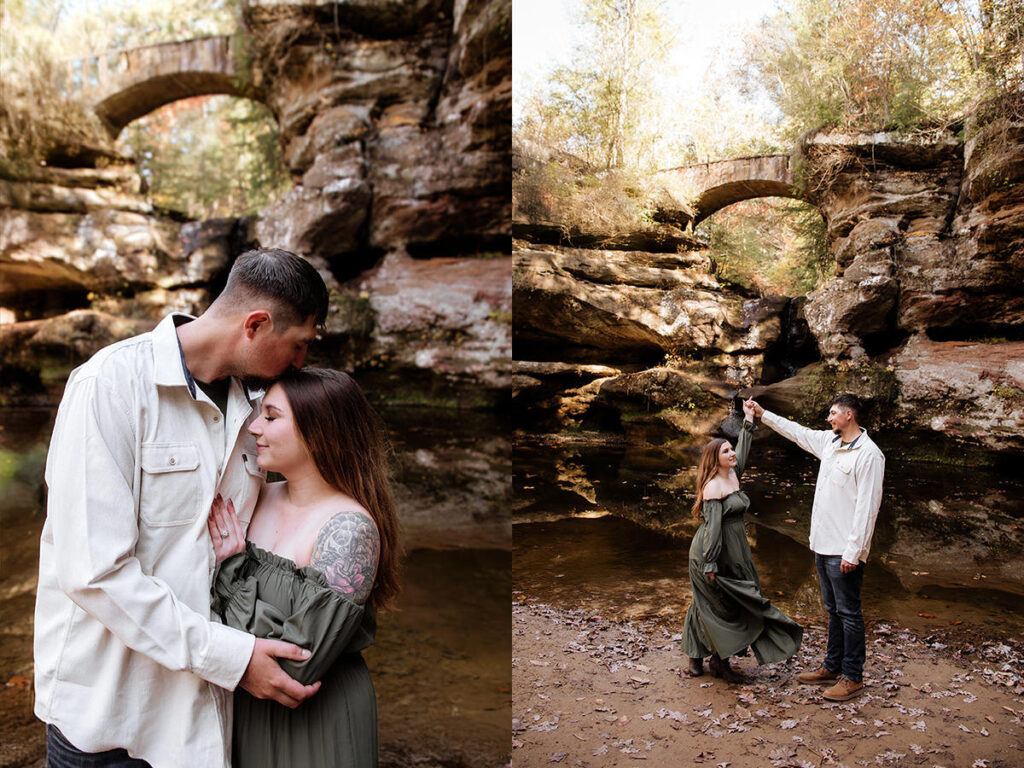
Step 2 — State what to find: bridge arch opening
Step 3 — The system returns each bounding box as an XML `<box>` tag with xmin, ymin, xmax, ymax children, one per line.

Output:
<box><xmin>116</xmin><ymin>93</ymin><xmax>290</xmax><ymax>220</ymax></box>
<box><xmin>700</xmin><ymin>196</ymin><xmax>831</xmax><ymax>299</ymax></box>
<box><xmin>97</xmin><ymin>72</ymin><xmax>253</xmax><ymax>138</ymax></box>
<box><xmin>692</xmin><ymin>179</ymin><xmax>804</xmax><ymax>224</ymax></box>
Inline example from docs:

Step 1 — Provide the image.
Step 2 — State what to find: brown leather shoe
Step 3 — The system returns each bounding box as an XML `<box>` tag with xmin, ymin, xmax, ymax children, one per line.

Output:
<box><xmin>796</xmin><ymin>666</ymin><xmax>840</xmax><ymax>684</ymax></box>
<box><xmin>823</xmin><ymin>676</ymin><xmax>864</xmax><ymax>701</ymax></box>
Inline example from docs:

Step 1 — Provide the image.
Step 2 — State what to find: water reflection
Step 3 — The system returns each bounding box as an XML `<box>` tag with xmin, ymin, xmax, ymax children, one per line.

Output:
<box><xmin>514</xmin><ymin>434</ymin><xmax>1024</xmax><ymax>639</ymax></box>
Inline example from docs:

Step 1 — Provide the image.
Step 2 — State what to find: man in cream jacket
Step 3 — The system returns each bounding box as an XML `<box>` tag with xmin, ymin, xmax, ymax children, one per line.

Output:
<box><xmin>748</xmin><ymin>393</ymin><xmax>884</xmax><ymax>701</ymax></box>
<box><xmin>35</xmin><ymin>248</ymin><xmax>328</xmax><ymax>768</ymax></box>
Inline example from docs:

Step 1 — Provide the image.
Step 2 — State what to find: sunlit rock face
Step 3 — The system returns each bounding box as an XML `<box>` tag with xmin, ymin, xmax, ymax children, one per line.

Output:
<box><xmin>247</xmin><ymin>0</ymin><xmax>510</xmax><ymax>258</ymax></box>
<box><xmin>0</xmin><ymin>159</ymin><xmax>240</xmax><ymax>302</ymax></box>
<box><xmin>802</xmin><ymin>124</ymin><xmax>1024</xmax><ymax>358</ymax></box>
<box><xmin>0</xmin><ymin>156</ymin><xmax>243</xmax><ymax>396</ymax></box>
<box><xmin>356</xmin><ymin>251</ymin><xmax>512</xmax><ymax>389</ymax></box>
<box><xmin>888</xmin><ymin>334</ymin><xmax>1024</xmax><ymax>454</ymax></box>
<box><xmin>245</xmin><ymin>0</ymin><xmax>512</xmax><ymax>395</ymax></box>
<box><xmin>754</xmin><ymin>123</ymin><xmax>1024</xmax><ymax>453</ymax></box>
<box><xmin>1</xmin><ymin>0</ymin><xmax>512</xmax><ymax>406</ymax></box>
<box><xmin>514</xmin><ymin>243</ymin><xmax>785</xmax><ymax>377</ymax></box>
<box><xmin>512</xmin><ymin>235</ymin><xmax>787</xmax><ymax>438</ymax></box>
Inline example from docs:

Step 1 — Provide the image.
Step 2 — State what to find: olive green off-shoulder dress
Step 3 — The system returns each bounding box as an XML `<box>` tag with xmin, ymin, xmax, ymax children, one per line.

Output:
<box><xmin>681</xmin><ymin>420</ymin><xmax>803</xmax><ymax>663</ymax></box>
<box><xmin>214</xmin><ymin>543</ymin><xmax>377</xmax><ymax>767</ymax></box>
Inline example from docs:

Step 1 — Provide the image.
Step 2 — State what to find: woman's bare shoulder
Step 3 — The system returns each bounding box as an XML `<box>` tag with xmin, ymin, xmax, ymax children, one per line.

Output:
<box><xmin>314</xmin><ymin>493</ymin><xmax>379</xmax><ymax>537</ymax></box>
<box><xmin>702</xmin><ymin>477</ymin><xmax>728</xmax><ymax>500</ymax></box>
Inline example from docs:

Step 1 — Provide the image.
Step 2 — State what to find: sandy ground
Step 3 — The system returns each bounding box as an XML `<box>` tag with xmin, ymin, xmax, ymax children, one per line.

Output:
<box><xmin>512</xmin><ymin>598</ymin><xmax>1024</xmax><ymax>768</ymax></box>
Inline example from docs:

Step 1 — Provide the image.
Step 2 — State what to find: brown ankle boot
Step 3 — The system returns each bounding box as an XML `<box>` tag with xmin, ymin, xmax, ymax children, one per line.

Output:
<box><xmin>797</xmin><ymin>666</ymin><xmax>840</xmax><ymax>684</ymax></box>
<box><xmin>708</xmin><ymin>655</ymin><xmax>745</xmax><ymax>684</ymax></box>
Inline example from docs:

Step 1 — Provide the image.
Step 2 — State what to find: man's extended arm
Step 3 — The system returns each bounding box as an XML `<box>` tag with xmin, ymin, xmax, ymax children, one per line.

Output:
<box><xmin>756</xmin><ymin>406</ymin><xmax>832</xmax><ymax>460</ymax></box>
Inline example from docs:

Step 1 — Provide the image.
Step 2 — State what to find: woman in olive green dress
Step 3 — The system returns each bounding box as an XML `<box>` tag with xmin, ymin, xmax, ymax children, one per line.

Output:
<box><xmin>680</xmin><ymin>399</ymin><xmax>802</xmax><ymax>682</ymax></box>
<box><xmin>207</xmin><ymin>368</ymin><xmax>400</xmax><ymax>767</ymax></box>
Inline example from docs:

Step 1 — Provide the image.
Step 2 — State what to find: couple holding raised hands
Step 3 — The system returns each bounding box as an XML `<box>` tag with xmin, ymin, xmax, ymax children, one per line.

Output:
<box><xmin>681</xmin><ymin>393</ymin><xmax>885</xmax><ymax>703</ymax></box>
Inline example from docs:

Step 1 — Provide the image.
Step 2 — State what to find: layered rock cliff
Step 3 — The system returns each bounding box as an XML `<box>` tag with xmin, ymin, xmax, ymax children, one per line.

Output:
<box><xmin>768</xmin><ymin>119</ymin><xmax>1024</xmax><ymax>453</ymax></box>
<box><xmin>0</xmin><ymin>0</ymin><xmax>512</xmax><ymax>407</ymax></box>
<box><xmin>512</xmin><ymin>183</ymin><xmax>796</xmax><ymax>438</ymax></box>
<box><xmin>514</xmin><ymin>111</ymin><xmax>1024</xmax><ymax>454</ymax></box>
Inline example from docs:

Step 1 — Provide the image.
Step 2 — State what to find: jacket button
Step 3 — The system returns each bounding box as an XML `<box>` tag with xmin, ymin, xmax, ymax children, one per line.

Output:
<box><xmin>168</xmin><ymin>457</ymin><xmax>176</xmax><ymax>466</ymax></box>
<box><xmin>213</xmin><ymin>415</ymin><xmax>221</xmax><ymax>423</ymax></box>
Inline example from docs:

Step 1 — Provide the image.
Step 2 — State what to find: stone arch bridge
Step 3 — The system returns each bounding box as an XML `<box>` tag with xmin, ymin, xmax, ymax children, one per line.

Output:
<box><xmin>58</xmin><ymin>35</ymin><xmax>257</xmax><ymax>137</ymax></box>
<box><xmin>654</xmin><ymin>154</ymin><xmax>804</xmax><ymax>225</ymax></box>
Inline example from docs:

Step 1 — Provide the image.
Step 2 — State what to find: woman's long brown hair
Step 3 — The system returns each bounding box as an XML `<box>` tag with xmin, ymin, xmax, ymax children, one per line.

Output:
<box><xmin>691</xmin><ymin>438</ymin><xmax>728</xmax><ymax>521</ymax></box>
<box><xmin>278</xmin><ymin>368</ymin><xmax>401</xmax><ymax>611</ymax></box>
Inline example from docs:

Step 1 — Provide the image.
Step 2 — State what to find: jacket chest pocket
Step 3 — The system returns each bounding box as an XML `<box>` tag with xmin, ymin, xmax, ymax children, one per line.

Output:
<box><xmin>830</xmin><ymin>457</ymin><xmax>855</xmax><ymax>487</ymax></box>
<box><xmin>139</xmin><ymin>442</ymin><xmax>201</xmax><ymax>527</ymax></box>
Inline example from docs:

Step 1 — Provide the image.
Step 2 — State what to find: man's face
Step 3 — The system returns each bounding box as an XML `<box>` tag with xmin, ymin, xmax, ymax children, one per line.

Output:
<box><xmin>242</xmin><ymin>315</ymin><xmax>317</xmax><ymax>386</ymax></box>
<box><xmin>827</xmin><ymin>405</ymin><xmax>854</xmax><ymax>433</ymax></box>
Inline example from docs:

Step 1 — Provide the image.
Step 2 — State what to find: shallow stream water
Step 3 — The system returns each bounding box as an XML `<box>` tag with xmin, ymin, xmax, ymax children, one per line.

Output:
<box><xmin>514</xmin><ymin>430</ymin><xmax>1024</xmax><ymax>641</ymax></box>
<box><xmin>0</xmin><ymin>405</ymin><xmax>510</xmax><ymax>768</ymax></box>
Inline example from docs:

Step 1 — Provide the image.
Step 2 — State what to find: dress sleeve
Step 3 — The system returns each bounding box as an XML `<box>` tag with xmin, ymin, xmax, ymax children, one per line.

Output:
<box><xmin>699</xmin><ymin>499</ymin><xmax>724</xmax><ymax>574</ymax></box>
<box><xmin>735</xmin><ymin>419</ymin><xmax>755</xmax><ymax>479</ymax></box>
<box><xmin>213</xmin><ymin>545</ymin><xmax>375</xmax><ymax>686</ymax></box>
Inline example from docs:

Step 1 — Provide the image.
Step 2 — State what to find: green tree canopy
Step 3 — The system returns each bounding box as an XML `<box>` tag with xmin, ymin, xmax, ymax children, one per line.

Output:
<box><xmin>518</xmin><ymin>0</ymin><xmax>675</xmax><ymax>171</ymax></box>
<box><xmin>741</xmin><ymin>0</ymin><xmax>1024</xmax><ymax>138</ymax></box>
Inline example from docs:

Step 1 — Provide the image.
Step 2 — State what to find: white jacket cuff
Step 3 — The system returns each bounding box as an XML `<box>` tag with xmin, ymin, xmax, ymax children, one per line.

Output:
<box><xmin>195</xmin><ymin>623</ymin><xmax>255</xmax><ymax>690</ymax></box>
<box><xmin>841</xmin><ymin>546</ymin><xmax>863</xmax><ymax>565</ymax></box>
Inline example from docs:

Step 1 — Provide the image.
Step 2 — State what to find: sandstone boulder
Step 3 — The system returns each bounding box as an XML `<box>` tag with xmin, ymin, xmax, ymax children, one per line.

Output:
<box><xmin>0</xmin><ymin>210</ymin><xmax>241</xmax><ymax>300</ymax></box>
<box><xmin>801</xmin><ymin>125</ymin><xmax>1024</xmax><ymax>353</ymax></box>
<box><xmin>247</xmin><ymin>0</ymin><xmax>509</xmax><ymax>256</ymax></box>
<box><xmin>353</xmin><ymin>251</ymin><xmax>512</xmax><ymax>389</ymax></box>
<box><xmin>514</xmin><ymin>243</ymin><xmax>785</xmax><ymax>383</ymax></box>
<box><xmin>0</xmin><ymin>310</ymin><xmax>153</xmax><ymax>403</ymax></box>
<box><xmin>888</xmin><ymin>334</ymin><xmax>1024</xmax><ymax>453</ymax></box>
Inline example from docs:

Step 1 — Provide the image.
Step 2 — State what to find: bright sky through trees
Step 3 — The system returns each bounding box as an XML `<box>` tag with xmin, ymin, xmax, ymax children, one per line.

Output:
<box><xmin>513</xmin><ymin>0</ymin><xmax>780</xmax><ymax>124</ymax></box>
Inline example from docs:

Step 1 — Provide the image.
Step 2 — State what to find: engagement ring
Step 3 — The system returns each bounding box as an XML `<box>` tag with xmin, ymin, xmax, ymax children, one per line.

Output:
<box><xmin>220</xmin><ymin>530</ymin><xmax>230</xmax><ymax>538</ymax></box>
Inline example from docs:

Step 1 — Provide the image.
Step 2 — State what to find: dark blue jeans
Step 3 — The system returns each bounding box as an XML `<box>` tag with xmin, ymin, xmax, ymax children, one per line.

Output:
<box><xmin>814</xmin><ymin>553</ymin><xmax>866</xmax><ymax>683</ymax></box>
<box><xmin>46</xmin><ymin>726</ymin><xmax>152</xmax><ymax>768</ymax></box>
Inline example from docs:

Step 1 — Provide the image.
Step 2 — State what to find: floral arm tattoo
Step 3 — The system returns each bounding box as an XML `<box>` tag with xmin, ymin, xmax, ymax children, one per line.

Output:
<box><xmin>308</xmin><ymin>511</ymin><xmax>380</xmax><ymax>604</ymax></box>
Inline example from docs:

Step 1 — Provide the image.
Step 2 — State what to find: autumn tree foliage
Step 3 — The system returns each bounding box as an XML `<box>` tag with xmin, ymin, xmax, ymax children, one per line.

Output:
<box><xmin>118</xmin><ymin>96</ymin><xmax>288</xmax><ymax>219</ymax></box>
<box><xmin>741</xmin><ymin>0</ymin><xmax>1024</xmax><ymax>137</ymax></box>
<box><xmin>517</xmin><ymin>0</ymin><xmax>674</xmax><ymax>171</ymax></box>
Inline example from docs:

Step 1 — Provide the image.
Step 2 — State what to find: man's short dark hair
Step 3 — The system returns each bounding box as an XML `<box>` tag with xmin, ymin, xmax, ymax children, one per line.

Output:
<box><xmin>830</xmin><ymin>393</ymin><xmax>863</xmax><ymax>423</ymax></box>
<box><xmin>221</xmin><ymin>248</ymin><xmax>329</xmax><ymax>328</ymax></box>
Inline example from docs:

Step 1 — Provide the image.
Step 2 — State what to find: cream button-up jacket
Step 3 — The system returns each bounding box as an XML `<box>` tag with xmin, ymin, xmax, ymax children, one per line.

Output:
<box><xmin>34</xmin><ymin>314</ymin><xmax>264</xmax><ymax>768</ymax></box>
<box><xmin>761</xmin><ymin>410</ymin><xmax>885</xmax><ymax>564</ymax></box>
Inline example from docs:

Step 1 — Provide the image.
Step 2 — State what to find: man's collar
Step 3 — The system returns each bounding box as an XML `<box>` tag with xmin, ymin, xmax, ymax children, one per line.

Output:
<box><xmin>832</xmin><ymin>426</ymin><xmax>867</xmax><ymax>450</ymax></box>
<box><xmin>152</xmin><ymin>313</ymin><xmax>260</xmax><ymax>403</ymax></box>
<box><xmin>152</xmin><ymin>313</ymin><xmax>195</xmax><ymax>389</ymax></box>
